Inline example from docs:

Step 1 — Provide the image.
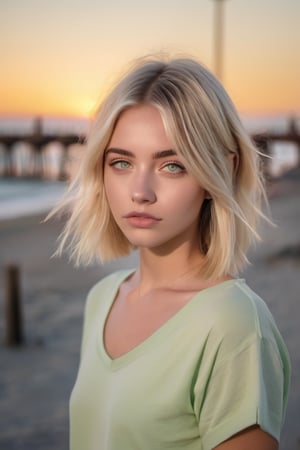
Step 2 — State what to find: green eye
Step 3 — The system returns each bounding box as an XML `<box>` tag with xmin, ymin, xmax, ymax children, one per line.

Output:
<box><xmin>111</xmin><ymin>160</ymin><xmax>131</xmax><ymax>169</ymax></box>
<box><xmin>163</xmin><ymin>163</ymin><xmax>185</xmax><ymax>173</ymax></box>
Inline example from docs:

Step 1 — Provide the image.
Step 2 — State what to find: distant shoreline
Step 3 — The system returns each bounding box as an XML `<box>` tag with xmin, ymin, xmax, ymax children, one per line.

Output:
<box><xmin>0</xmin><ymin>177</ymin><xmax>66</xmax><ymax>223</ymax></box>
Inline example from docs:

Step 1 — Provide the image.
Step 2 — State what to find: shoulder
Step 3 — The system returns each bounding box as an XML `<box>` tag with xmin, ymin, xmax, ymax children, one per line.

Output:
<box><xmin>85</xmin><ymin>269</ymin><xmax>135</xmax><ymax>314</ymax></box>
<box><xmin>193</xmin><ymin>279</ymin><xmax>287</xmax><ymax>365</ymax></box>
<box><xmin>192</xmin><ymin>281</ymin><xmax>291</xmax><ymax>448</ymax></box>
<box><xmin>202</xmin><ymin>279</ymin><xmax>274</xmax><ymax>336</ymax></box>
<box><xmin>88</xmin><ymin>269</ymin><xmax>133</xmax><ymax>296</ymax></box>
<box><xmin>80</xmin><ymin>269</ymin><xmax>135</xmax><ymax>342</ymax></box>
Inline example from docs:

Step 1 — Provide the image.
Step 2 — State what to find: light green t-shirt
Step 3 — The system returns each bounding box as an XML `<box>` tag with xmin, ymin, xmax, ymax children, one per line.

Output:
<box><xmin>70</xmin><ymin>270</ymin><xmax>290</xmax><ymax>450</ymax></box>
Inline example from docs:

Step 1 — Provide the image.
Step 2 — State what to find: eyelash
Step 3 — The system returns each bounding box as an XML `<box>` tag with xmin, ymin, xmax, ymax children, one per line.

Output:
<box><xmin>161</xmin><ymin>161</ymin><xmax>185</xmax><ymax>174</ymax></box>
<box><xmin>108</xmin><ymin>159</ymin><xmax>186</xmax><ymax>174</ymax></box>
<box><xmin>109</xmin><ymin>159</ymin><xmax>131</xmax><ymax>169</ymax></box>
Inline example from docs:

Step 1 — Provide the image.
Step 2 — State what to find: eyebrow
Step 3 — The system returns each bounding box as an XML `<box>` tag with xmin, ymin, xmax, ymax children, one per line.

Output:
<box><xmin>105</xmin><ymin>148</ymin><xmax>177</xmax><ymax>160</ymax></box>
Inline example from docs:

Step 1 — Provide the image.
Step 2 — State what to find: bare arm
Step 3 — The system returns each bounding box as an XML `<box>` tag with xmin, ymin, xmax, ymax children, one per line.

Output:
<box><xmin>213</xmin><ymin>425</ymin><xmax>278</xmax><ymax>450</ymax></box>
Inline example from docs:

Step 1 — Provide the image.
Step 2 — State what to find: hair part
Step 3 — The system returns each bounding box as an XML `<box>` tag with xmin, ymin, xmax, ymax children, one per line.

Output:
<box><xmin>50</xmin><ymin>55</ymin><xmax>270</xmax><ymax>280</ymax></box>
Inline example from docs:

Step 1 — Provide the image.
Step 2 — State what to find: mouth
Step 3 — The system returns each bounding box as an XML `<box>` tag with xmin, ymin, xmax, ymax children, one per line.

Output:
<box><xmin>124</xmin><ymin>211</ymin><xmax>161</xmax><ymax>220</ymax></box>
<box><xmin>123</xmin><ymin>211</ymin><xmax>162</xmax><ymax>227</ymax></box>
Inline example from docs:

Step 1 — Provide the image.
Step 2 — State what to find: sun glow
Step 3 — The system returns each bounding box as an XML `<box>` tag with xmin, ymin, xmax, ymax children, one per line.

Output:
<box><xmin>0</xmin><ymin>0</ymin><xmax>299</xmax><ymax>118</ymax></box>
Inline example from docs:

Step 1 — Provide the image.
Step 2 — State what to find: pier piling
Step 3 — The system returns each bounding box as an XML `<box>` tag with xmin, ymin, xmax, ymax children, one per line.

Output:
<box><xmin>4</xmin><ymin>264</ymin><xmax>24</xmax><ymax>346</ymax></box>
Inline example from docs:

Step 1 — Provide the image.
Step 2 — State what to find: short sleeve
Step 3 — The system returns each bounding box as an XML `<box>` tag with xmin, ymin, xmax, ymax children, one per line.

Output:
<box><xmin>194</xmin><ymin>336</ymin><xmax>289</xmax><ymax>450</ymax></box>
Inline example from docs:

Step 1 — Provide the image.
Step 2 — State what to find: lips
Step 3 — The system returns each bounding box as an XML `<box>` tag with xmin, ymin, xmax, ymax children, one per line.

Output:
<box><xmin>124</xmin><ymin>211</ymin><xmax>161</xmax><ymax>220</ymax></box>
<box><xmin>123</xmin><ymin>211</ymin><xmax>162</xmax><ymax>228</ymax></box>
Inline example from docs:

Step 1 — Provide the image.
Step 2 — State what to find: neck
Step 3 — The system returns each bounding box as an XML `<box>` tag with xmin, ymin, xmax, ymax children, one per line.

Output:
<box><xmin>135</xmin><ymin>241</ymin><xmax>206</xmax><ymax>295</ymax></box>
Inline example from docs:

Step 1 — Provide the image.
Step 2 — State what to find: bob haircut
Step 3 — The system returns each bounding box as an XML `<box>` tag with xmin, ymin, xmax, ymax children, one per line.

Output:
<box><xmin>52</xmin><ymin>56</ymin><xmax>269</xmax><ymax>280</ymax></box>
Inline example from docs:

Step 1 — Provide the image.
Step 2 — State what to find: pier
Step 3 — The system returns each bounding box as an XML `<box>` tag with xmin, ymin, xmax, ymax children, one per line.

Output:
<box><xmin>0</xmin><ymin>118</ymin><xmax>84</xmax><ymax>180</ymax></box>
<box><xmin>0</xmin><ymin>117</ymin><xmax>299</xmax><ymax>180</ymax></box>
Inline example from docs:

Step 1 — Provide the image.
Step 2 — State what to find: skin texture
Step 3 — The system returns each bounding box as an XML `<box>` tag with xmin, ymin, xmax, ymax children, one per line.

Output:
<box><xmin>104</xmin><ymin>104</ymin><xmax>207</xmax><ymax>254</ymax></box>
<box><xmin>103</xmin><ymin>104</ymin><xmax>279</xmax><ymax>450</ymax></box>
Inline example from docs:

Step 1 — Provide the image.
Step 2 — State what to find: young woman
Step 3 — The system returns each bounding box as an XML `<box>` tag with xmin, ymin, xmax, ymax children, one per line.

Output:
<box><xmin>55</xmin><ymin>57</ymin><xmax>290</xmax><ymax>449</ymax></box>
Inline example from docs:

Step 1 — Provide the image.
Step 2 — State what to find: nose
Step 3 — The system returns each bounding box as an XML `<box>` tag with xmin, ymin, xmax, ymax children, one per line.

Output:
<box><xmin>130</xmin><ymin>172</ymin><xmax>157</xmax><ymax>204</ymax></box>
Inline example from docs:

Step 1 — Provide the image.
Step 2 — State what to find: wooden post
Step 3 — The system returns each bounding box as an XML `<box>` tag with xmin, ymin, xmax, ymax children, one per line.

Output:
<box><xmin>58</xmin><ymin>144</ymin><xmax>67</xmax><ymax>181</ymax></box>
<box><xmin>5</xmin><ymin>265</ymin><xmax>24</xmax><ymax>346</ymax></box>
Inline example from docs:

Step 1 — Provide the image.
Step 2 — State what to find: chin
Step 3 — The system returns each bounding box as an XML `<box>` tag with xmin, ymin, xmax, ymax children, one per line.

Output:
<box><xmin>127</xmin><ymin>239</ymin><xmax>162</xmax><ymax>249</ymax></box>
<box><xmin>121</xmin><ymin>227</ymin><xmax>190</xmax><ymax>252</ymax></box>
<box><xmin>123</xmin><ymin>234</ymin><xmax>166</xmax><ymax>250</ymax></box>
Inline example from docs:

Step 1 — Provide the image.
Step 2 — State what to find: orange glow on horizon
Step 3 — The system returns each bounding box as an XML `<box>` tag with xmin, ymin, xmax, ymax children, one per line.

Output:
<box><xmin>1</xmin><ymin>74</ymin><xmax>299</xmax><ymax>119</ymax></box>
<box><xmin>0</xmin><ymin>45</ymin><xmax>299</xmax><ymax>118</ymax></box>
<box><xmin>0</xmin><ymin>84</ymin><xmax>98</xmax><ymax>119</ymax></box>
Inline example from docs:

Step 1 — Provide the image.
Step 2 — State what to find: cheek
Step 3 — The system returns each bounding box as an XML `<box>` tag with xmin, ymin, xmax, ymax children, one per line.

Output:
<box><xmin>104</xmin><ymin>173</ymin><xmax>118</xmax><ymax>201</ymax></box>
<box><xmin>103</xmin><ymin>179</ymin><xmax>116</xmax><ymax>214</ymax></box>
<box><xmin>104</xmin><ymin>175</ymin><xmax>128</xmax><ymax>220</ymax></box>
<box><xmin>168</xmin><ymin>186</ymin><xmax>205</xmax><ymax>215</ymax></box>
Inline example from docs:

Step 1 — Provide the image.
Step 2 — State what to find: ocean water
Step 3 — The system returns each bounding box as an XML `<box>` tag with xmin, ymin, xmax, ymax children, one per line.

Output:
<box><xmin>0</xmin><ymin>115</ymin><xmax>299</xmax><ymax>220</ymax></box>
<box><xmin>0</xmin><ymin>178</ymin><xmax>67</xmax><ymax>220</ymax></box>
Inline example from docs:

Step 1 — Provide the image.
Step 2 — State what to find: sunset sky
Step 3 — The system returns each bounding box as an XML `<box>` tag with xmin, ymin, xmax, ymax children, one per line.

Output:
<box><xmin>0</xmin><ymin>0</ymin><xmax>299</xmax><ymax>119</ymax></box>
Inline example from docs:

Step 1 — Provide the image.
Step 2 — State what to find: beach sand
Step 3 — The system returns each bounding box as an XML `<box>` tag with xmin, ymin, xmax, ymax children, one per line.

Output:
<box><xmin>0</xmin><ymin>171</ymin><xmax>299</xmax><ymax>450</ymax></box>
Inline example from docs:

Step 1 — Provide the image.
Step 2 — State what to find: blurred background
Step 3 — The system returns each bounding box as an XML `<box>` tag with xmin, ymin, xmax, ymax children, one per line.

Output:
<box><xmin>0</xmin><ymin>0</ymin><xmax>299</xmax><ymax>449</ymax></box>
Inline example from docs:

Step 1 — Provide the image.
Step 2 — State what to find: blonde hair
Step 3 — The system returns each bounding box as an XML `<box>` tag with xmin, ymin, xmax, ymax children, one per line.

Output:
<box><xmin>52</xmin><ymin>56</ymin><xmax>269</xmax><ymax>280</ymax></box>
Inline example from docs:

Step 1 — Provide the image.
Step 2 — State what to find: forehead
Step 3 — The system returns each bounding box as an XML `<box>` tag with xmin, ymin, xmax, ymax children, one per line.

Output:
<box><xmin>108</xmin><ymin>105</ymin><xmax>171</xmax><ymax>151</ymax></box>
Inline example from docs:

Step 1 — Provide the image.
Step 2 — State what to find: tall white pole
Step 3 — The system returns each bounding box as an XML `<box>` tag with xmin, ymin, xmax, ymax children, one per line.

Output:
<box><xmin>213</xmin><ymin>0</ymin><xmax>226</xmax><ymax>81</ymax></box>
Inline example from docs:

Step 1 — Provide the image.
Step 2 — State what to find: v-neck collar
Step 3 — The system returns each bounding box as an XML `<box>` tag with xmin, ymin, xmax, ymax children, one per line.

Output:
<box><xmin>96</xmin><ymin>270</ymin><xmax>244</xmax><ymax>371</ymax></box>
